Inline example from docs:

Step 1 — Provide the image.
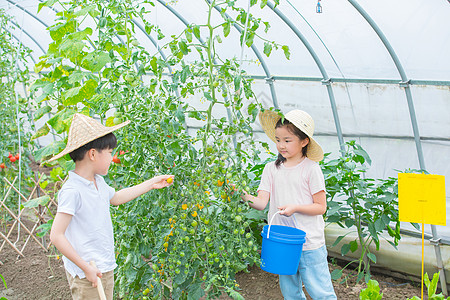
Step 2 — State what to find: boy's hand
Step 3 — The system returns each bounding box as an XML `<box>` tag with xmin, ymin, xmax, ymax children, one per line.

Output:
<box><xmin>150</xmin><ymin>175</ymin><xmax>174</xmax><ymax>189</ymax></box>
<box><xmin>84</xmin><ymin>263</ymin><xmax>102</xmax><ymax>287</ymax></box>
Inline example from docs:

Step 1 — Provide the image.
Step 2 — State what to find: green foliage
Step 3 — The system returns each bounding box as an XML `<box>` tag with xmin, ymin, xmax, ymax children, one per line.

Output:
<box><xmin>407</xmin><ymin>272</ymin><xmax>450</xmax><ymax>300</ymax></box>
<box><xmin>359</xmin><ymin>279</ymin><xmax>383</xmax><ymax>300</ymax></box>
<box><xmin>0</xmin><ymin>9</ymin><xmax>34</xmax><ymax>216</ymax></box>
<box><xmin>0</xmin><ymin>273</ymin><xmax>7</xmax><ymax>300</ymax></box>
<box><xmin>32</xmin><ymin>0</ymin><xmax>288</xmax><ymax>298</ymax></box>
<box><xmin>321</xmin><ymin>141</ymin><xmax>401</xmax><ymax>283</ymax></box>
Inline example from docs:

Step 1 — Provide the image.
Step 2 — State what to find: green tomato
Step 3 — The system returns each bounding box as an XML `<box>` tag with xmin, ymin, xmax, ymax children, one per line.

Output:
<box><xmin>131</xmin><ymin>39</ymin><xmax>139</xmax><ymax>46</ymax></box>
<box><xmin>235</xmin><ymin>216</ymin><xmax>242</xmax><ymax>222</ymax></box>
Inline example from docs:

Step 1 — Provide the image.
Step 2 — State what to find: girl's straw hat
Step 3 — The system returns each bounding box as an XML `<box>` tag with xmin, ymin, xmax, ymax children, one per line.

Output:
<box><xmin>47</xmin><ymin>113</ymin><xmax>130</xmax><ymax>162</ymax></box>
<box><xmin>259</xmin><ymin>109</ymin><xmax>324</xmax><ymax>162</ymax></box>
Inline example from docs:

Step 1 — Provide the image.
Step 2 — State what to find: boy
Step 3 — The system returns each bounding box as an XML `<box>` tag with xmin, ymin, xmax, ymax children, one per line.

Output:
<box><xmin>49</xmin><ymin>113</ymin><xmax>174</xmax><ymax>300</ymax></box>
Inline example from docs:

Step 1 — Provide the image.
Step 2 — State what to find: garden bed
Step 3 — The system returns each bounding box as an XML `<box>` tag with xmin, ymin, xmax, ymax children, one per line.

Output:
<box><xmin>0</xmin><ymin>220</ymin><xmax>423</xmax><ymax>299</ymax></box>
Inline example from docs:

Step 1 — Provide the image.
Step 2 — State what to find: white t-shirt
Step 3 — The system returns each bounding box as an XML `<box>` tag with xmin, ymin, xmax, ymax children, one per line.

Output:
<box><xmin>57</xmin><ymin>171</ymin><xmax>117</xmax><ymax>278</ymax></box>
<box><xmin>258</xmin><ymin>158</ymin><xmax>326</xmax><ymax>250</ymax></box>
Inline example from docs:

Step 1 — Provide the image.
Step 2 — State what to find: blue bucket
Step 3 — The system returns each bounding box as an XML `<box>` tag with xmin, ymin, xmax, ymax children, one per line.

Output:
<box><xmin>260</xmin><ymin>224</ymin><xmax>306</xmax><ymax>275</ymax></box>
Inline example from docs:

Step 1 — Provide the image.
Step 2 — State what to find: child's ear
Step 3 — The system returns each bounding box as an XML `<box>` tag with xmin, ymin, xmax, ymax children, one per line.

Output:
<box><xmin>301</xmin><ymin>137</ymin><xmax>310</xmax><ymax>148</ymax></box>
<box><xmin>87</xmin><ymin>148</ymin><xmax>96</xmax><ymax>161</ymax></box>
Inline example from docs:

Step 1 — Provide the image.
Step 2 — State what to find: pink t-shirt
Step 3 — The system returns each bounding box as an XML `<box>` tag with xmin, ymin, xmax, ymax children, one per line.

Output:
<box><xmin>258</xmin><ymin>158</ymin><xmax>326</xmax><ymax>250</ymax></box>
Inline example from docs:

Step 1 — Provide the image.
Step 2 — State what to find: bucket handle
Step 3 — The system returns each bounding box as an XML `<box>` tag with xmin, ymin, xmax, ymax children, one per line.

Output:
<box><xmin>266</xmin><ymin>210</ymin><xmax>300</xmax><ymax>239</ymax></box>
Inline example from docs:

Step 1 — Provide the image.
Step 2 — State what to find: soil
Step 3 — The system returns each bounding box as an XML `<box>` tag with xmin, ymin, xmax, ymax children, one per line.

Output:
<box><xmin>0</xmin><ymin>161</ymin><xmax>425</xmax><ymax>299</ymax></box>
<box><xmin>0</xmin><ymin>221</ymin><xmax>424</xmax><ymax>300</ymax></box>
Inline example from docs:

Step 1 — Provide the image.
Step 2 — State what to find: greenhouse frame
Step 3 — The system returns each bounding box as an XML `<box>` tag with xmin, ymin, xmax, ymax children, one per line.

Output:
<box><xmin>1</xmin><ymin>0</ymin><xmax>449</xmax><ymax>299</ymax></box>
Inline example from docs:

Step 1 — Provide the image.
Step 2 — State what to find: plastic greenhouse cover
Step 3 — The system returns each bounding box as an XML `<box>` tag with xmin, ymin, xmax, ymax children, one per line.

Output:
<box><xmin>2</xmin><ymin>0</ymin><xmax>450</xmax><ymax>238</ymax></box>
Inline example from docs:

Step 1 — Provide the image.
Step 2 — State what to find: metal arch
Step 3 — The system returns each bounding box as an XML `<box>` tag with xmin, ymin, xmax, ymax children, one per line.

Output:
<box><xmin>157</xmin><ymin>0</ymin><xmax>280</xmax><ymax>109</ymax></box>
<box><xmin>7</xmin><ymin>30</ymin><xmax>38</xmax><ymax>65</ymax></box>
<box><xmin>266</xmin><ymin>1</ymin><xmax>345</xmax><ymax>153</ymax></box>
<box><xmin>348</xmin><ymin>0</ymin><xmax>447</xmax><ymax>294</ymax></box>
<box><xmin>9</xmin><ymin>20</ymin><xmax>46</xmax><ymax>55</ymax></box>
<box><xmin>6</xmin><ymin>0</ymin><xmax>50</xmax><ymax>28</ymax></box>
<box><xmin>156</xmin><ymin>0</ymin><xmax>239</xmax><ymax>147</ymax></box>
<box><xmin>209</xmin><ymin>1</ymin><xmax>280</xmax><ymax>109</ymax></box>
<box><xmin>348</xmin><ymin>0</ymin><xmax>425</xmax><ymax>169</ymax></box>
<box><xmin>129</xmin><ymin>18</ymin><xmax>180</xmax><ymax>98</ymax></box>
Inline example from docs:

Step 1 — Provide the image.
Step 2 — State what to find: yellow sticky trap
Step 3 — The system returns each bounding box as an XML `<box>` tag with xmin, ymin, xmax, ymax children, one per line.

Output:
<box><xmin>398</xmin><ymin>173</ymin><xmax>446</xmax><ymax>225</ymax></box>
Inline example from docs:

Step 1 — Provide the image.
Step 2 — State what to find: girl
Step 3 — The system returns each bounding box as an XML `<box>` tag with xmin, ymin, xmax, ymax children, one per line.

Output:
<box><xmin>241</xmin><ymin>109</ymin><xmax>336</xmax><ymax>299</ymax></box>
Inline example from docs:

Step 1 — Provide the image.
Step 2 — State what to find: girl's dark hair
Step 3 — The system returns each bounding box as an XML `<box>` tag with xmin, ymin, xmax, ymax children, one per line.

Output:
<box><xmin>69</xmin><ymin>133</ymin><xmax>117</xmax><ymax>162</ymax></box>
<box><xmin>274</xmin><ymin>118</ymin><xmax>309</xmax><ymax>168</ymax></box>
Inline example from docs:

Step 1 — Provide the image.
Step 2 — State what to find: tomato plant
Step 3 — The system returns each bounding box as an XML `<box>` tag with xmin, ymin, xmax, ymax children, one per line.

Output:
<box><xmin>320</xmin><ymin>141</ymin><xmax>401</xmax><ymax>283</ymax></box>
<box><xmin>0</xmin><ymin>9</ymin><xmax>35</xmax><ymax>218</ymax></box>
<box><xmin>32</xmin><ymin>0</ymin><xmax>288</xmax><ymax>298</ymax></box>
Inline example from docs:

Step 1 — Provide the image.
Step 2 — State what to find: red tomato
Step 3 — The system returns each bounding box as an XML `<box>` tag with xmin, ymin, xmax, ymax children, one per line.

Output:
<box><xmin>119</xmin><ymin>150</ymin><xmax>125</xmax><ymax>155</ymax></box>
<box><xmin>8</xmin><ymin>152</ymin><xmax>12</xmax><ymax>158</ymax></box>
<box><xmin>112</xmin><ymin>155</ymin><xmax>121</xmax><ymax>164</ymax></box>
<box><xmin>0</xmin><ymin>163</ymin><xmax>6</xmax><ymax>169</ymax></box>
<box><xmin>15</xmin><ymin>153</ymin><xmax>19</xmax><ymax>160</ymax></box>
<box><xmin>10</xmin><ymin>157</ymin><xmax>16</xmax><ymax>163</ymax></box>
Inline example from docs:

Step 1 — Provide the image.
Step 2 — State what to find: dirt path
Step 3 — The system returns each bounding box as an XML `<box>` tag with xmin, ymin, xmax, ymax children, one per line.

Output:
<box><xmin>0</xmin><ymin>230</ymin><xmax>424</xmax><ymax>300</ymax></box>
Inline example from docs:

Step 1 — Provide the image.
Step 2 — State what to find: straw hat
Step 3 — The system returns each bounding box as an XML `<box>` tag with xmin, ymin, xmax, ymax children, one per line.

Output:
<box><xmin>47</xmin><ymin>113</ymin><xmax>130</xmax><ymax>162</ymax></box>
<box><xmin>259</xmin><ymin>109</ymin><xmax>324</xmax><ymax>162</ymax></box>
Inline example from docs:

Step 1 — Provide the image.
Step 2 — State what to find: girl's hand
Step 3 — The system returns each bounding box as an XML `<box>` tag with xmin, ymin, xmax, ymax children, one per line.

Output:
<box><xmin>278</xmin><ymin>205</ymin><xmax>296</xmax><ymax>217</ymax></box>
<box><xmin>84</xmin><ymin>264</ymin><xmax>102</xmax><ymax>287</ymax></box>
<box><xmin>150</xmin><ymin>175</ymin><xmax>174</xmax><ymax>189</ymax></box>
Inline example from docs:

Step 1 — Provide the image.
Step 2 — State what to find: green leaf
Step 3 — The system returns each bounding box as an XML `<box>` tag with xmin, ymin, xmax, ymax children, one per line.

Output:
<box><xmin>170</xmin><ymin>141</ymin><xmax>182</xmax><ymax>155</ymax></box>
<box><xmin>31</xmin><ymin>123</ymin><xmax>50</xmax><ymax>140</ymax></box>
<box><xmin>331</xmin><ymin>269</ymin><xmax>342</xmax><ymax>280</ymax></box>
<box><xmin>223</xmin><ymin>22</ymin><xmax>231</xmax><ymax>37</ymax></box>
<box><xmin>229</xmin><ymin>289</ymin><xmax>245</xmax><ymax>300</ymax></box>
<box><xmin>23</xmin><ymin>196</ymin><xmax>51</xmax><ymax>208</ymax></box>
<box><xmin>47</xmin><ymin>110</ymin><xmax>75</xmax><ymax>134</ymax></box>
<box><xmin>368</xmin><ymin>222</ymin><xmax>377</xmax><ymax>239</ymax></box>
<box><xmin>282</xmin><ymin>45</ymin><xmax>290</xmax><ymax>60</ymax></box>
<box><xmin>73</xmin><ymin>4</ymin><xmax>97</xmax><ymax>17</ymax></box>
<box><xmin>341</xmin><ymin>243</ymin><xmax>351</xmax><ymax>256</ymax></box>
<box><xmin>349</xmin><ymin>240</ymin><xmax>358</xmax><ymax>252</ymax></box>
<box><xmin>36</xmin><ymin>222</ymin><xmax>53</xmax><ymax>237</ymax></box>
<box><xmin>34</xmin><ymin>140</ymin><xmax>67</xmax><ymax>162</ymax></box>
<box><xmin>178</xmin><ymin>40</ymin><xmax>189</xmax><ymax>55</ymax></box>
<box><xmin>331</xmin><ymin>235</ymin><xmax>345</xmax><ymax>247</ymax></box>
<box><xmin>187</xmin><ymin>283</ymin><xmax>204</xmax><ymax>300</ymax></box>
<box><xmin>59</xmin><ymin>38</ymin><xmax>86</xmax><ymax>59</ymax></box>
<box><xmin>193</xmin><ymin>25</ymin><xmax>200</xmax><ymax>39</ymax></box>
<box><xmin>263</xmin><ymin>42</ymin><xmax>272</xmax><ymax>57</ymax></box>
<box><xmin>374</xmin><ymin>218</ymin><xmax>385</xmax><ymax>232</ymax></box>
<box><xmin>63</xmin><ymin>79</ymin><xmax>98</xmax><ymax>105</ymax></box>
<box><xmin>354</xmin><ymin>148</ymin><xmax>372</xmax><ymax>165</ymax></box>
<box><xmin>260</xmin><ymin>0</ymin><xmax>268</xmax><ymax>8</ymax></box>
<box><xmin>245</xmin><ymin>31</ymin><xmax>255</xmax><ymax>47</ymax></box>
<box><xmin>185</xmin><ymin>29</ymin><xmax>193</xmax><ymax>43</ymax></box>
<box><xmin>149</xmin><ymin>56</ymin><xmax>158</xmax><ymax>74</ymax></box>
<box><xmin>367</xmin><ymin>252</ymin><xmax>377</xmax><ymax>263</ymax></box>
<box><xmin>81</xmin><ymin>51</ymin><xmax>110</xmax><ymax>72</ymax></box>
<box><xmin>34</xmin><ymin>105</ymin><xmax>52</xmax><ymax>121</ymax></box>
<box><xmin>0</xmin><ymin>273</ymin><xmax>7</xmax><ymax>289</ymax></box>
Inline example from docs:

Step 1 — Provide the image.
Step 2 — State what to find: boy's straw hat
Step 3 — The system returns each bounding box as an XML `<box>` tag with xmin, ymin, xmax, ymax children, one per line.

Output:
<box><xmin>259</xmin><ymin>109</ymin><xmax>324</xmax><ymax>162</ymax></box>
<box><xmin>47</xmin><ymin>113</ymin><xmax>130</xmax><ymax>162</ymax></box>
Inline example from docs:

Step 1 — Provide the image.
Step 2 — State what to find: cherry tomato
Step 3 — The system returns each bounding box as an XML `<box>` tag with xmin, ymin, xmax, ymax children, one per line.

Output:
<box><xmin>166</xmin><ymin>177</ymin><xmax>173</xmax><ymax>184</ymax></box>
<box><xmin>15</xmin><ymin>153</ymin><xmax>19</xmax><ymax>160</ymax></box>
<box><xmin>0</xmin><ymin>163</ymin><xmax>6</xmax><ymax>169</ymax></box>
<box><xmin>112</xmin><ymin>155</ymin><xmax>121</xmax><ymax>164</ymax></box>
<box><xmin>9</xmin><ymin>157</ymin><xmax>16</xmax><ymax>163</ymax></box>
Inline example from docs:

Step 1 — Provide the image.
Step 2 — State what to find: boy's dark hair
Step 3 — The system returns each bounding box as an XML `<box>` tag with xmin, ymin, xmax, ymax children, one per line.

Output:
<box><xmin>69</xmin><ymin>133</ymin><xmax>117</xmax><ymax>162</ymax></box>
<box><xmin>274</xmin><ymin>118</ymin><xmax>309</xmax><ymax>168</ymax></box>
